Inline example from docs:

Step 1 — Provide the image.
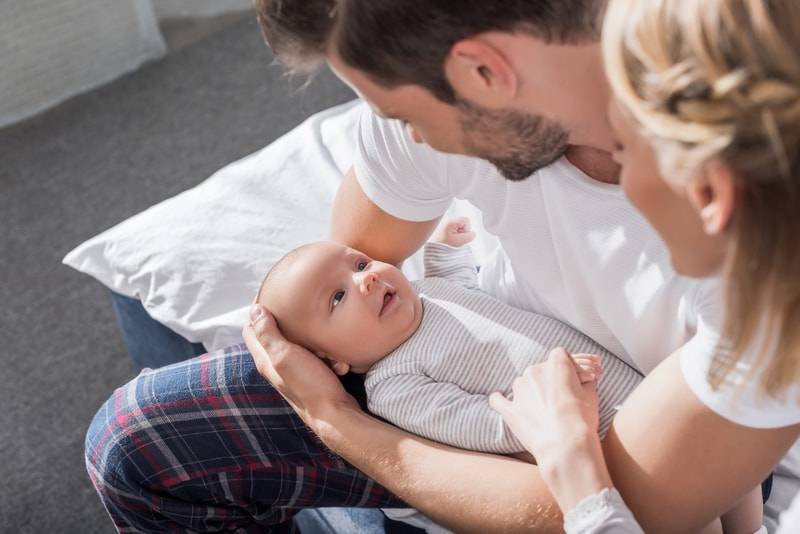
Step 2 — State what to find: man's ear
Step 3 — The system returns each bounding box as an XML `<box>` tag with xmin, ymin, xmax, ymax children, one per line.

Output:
<box><xmin>687</xmin><ymin>161</ymin><xmax>737</xmax><ymax>235</ymax></box>
<box><xmin>444</xmin><ymin>37</ymin><xmax>517</xmax><ymax>107</ymax></box>
<box><xmin>316</xmin><ymin>352</ymin><xmax>351</xmax><ymax>376</ymax></box>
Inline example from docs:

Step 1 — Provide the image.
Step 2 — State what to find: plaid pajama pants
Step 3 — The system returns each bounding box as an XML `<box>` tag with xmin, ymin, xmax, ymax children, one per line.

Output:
<box><xmin>85</xmin><ymin>344</ymin><xmax>404</xmax><ymax>533</ymax></box>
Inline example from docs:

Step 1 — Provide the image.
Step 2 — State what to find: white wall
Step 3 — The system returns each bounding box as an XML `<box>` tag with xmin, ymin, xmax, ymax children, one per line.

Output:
<box><xmin>152</xmin><ymin>0</ymin><xmax>253</xmax><ymax>20</ymax></box>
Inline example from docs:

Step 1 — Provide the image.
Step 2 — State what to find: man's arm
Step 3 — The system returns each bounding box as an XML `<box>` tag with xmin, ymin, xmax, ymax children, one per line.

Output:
<box><xmin>603</xmin><ymin>353</ymin><xmax>800</xmax><ymax>533</ymax></box>
<box><xmin>317</xmin><ymin>402</ymin><xmax>561</xmax><ymax>532</ymax></box>
<box><xmin>244</xmin><ymin>306</ymin><xmax>564</xmax><ymax>533</ymax></box>
<box><xmin>330</xmin><ymin>167</ymin><xmax>440</xmax><ymax>266</ymax></box>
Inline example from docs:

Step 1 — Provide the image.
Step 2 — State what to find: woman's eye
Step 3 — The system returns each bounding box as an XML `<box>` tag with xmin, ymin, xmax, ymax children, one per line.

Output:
<box><xmin>332</xmin><ymin>290</ymin><xmax>345</xmax><ymax>309</ymax></box>
<box><xmin>357</xmin><ymin>260</ymin><xmax>368</xmax><ymax>271</ymax></box>
<box><xmin>611</xmin><ymin>142</ymin><xmax>625</xmax><ymax>165</ymax></box>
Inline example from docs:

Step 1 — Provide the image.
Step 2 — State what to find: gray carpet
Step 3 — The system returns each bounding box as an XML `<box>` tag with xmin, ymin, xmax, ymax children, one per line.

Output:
<box><xmin>0</xmin><ymin>14</ymin><xmax>352</xmax><ymax>533</ymax></box>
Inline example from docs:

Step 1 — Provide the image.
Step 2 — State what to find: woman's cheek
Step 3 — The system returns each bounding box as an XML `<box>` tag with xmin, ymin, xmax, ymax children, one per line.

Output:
<box><xmin>620</xmin><ymin>167</ymin><xmax>647</xmax><ymax>210</ymax></box>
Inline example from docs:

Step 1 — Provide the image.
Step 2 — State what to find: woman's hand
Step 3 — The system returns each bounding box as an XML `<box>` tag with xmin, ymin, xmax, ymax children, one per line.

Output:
<box><xmin>243</xmin><ymin>304</ymin><xmax>360</xmax><ymax>426</ymax></box>
<box><xmin>489</xmin><ymin>348</ymin><xmax>601</xmax><ymax>457</ymax></box>
<box><xmin>489</xmin><ymin>348</ymin><xmax>613</xmax><ymax>511</ymax></box>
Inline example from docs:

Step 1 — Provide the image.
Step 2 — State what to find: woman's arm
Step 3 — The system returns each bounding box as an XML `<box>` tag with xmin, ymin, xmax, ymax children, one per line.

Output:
<box><xmin>604</xmin><ymin>352</ymin><xmax>800</xmax><ymax>533</ymax></box>
<box><xmin>492</xmin><ymin>348</ymin><xmax>800</xmax><ymax>533</ymax></box>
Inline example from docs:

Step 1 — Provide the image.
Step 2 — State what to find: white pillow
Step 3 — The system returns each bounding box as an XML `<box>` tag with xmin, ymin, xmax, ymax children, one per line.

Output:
<box><xmin>63</xmin><ymin>99</ymin><xmax>498</xmax><ymax>351</ymax></box>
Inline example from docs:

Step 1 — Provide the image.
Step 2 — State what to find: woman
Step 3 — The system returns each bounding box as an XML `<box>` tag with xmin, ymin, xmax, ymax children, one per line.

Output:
<box><xmin>491</xmin><ymin>0</ymin><xmax>800</xmax><ymax>531</ymax></box>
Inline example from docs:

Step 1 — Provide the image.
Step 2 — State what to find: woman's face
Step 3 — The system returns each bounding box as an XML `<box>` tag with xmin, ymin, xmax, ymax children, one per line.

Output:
<box><xmin>608</xmin><ymin>99</ymin><xmax>730</xmax><ymax>277</ymax></box>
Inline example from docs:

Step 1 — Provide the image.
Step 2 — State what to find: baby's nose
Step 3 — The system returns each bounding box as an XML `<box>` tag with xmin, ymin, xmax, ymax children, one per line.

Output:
<box><xmin>356</xmin><ymin>271</ymin><xmax>379</xmax><ymax>294</ymax></box>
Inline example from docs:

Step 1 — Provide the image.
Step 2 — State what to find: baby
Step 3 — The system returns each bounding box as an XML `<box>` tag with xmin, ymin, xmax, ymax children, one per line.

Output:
<box><xmin>256</xmin><ymin>218</ymin><xmax>642</xmax><ymax>453</ymax></box>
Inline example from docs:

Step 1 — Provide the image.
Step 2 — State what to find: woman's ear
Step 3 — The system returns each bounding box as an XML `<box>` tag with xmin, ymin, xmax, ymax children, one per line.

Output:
<box><xmin>687</xmin><ymin>161</ymin><xmax>737</xmax><ymax>235</ymax></box>
<box><xmin>444</xmin><ymin>37</ymin><xmax>517</xmax><ymax>107</ymax></box>
<box><xmin>316</xmin><ymin>352</ymin><xmax>351</xmax><ymax>376</ymax></box>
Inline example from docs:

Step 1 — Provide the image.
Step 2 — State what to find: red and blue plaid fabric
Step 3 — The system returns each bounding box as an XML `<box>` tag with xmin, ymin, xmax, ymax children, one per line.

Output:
<box><xmin>85</xmin><ymin>344</ymin><xmax>404</xmax><ymax>532</ymax></box>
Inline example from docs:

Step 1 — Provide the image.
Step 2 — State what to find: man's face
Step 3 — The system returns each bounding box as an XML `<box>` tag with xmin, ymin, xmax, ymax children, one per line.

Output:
<box><xmin>328</xmin><ymin>50</ymin><xmax>569</xmax><ymax>181</ymax></box>
<box><xmin>261</xmin><ymin>242</ymin><xmax>423</xmax><ymax>372</ymax></box>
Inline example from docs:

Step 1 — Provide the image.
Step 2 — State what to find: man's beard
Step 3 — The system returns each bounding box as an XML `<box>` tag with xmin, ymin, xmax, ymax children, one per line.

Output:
<box><xmin>456</xmin><ymin>98</ymin><xmax>569</xmax><ymax>182</ymax></box>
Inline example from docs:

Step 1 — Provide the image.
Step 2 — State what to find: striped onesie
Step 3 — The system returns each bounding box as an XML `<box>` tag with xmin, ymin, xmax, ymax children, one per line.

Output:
<box><xmin>365</xmin><ymin>242</ymin><xmax>643</xmax><ymax>453</ymax></box>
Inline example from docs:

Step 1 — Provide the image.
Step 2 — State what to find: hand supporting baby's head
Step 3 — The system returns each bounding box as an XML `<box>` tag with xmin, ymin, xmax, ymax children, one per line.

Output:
<box><xmin>256</xmin><ymin>241</ymin><xmax>423</xmax><ymax>375</ymax></box>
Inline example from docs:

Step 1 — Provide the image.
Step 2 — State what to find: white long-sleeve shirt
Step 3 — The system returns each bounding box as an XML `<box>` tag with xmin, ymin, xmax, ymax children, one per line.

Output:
<box><xmin>564</xmin><ymin>488</ymin><xmax>644</xmax><ymax>534</ymax></box>
<box><xmin>564</xmin><ymin>486</ymin><xmax>800</xmax><ymax>534</ymax></box>
<box><xmin>365</xmin><ymin>242</ymin><xmax>643</xmax><ymax>453</ymax></box>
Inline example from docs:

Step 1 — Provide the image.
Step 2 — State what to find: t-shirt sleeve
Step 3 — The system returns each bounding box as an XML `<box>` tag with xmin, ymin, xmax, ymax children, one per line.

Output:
<box><xmin>679</xmin><ymin>280</ymin><xmax>800</xmax><ymax>428</ymax></box>
<box><xmin>353</xmin><ymin>104</ymin><xmax>454</xmax><ymax>222</ymax></box>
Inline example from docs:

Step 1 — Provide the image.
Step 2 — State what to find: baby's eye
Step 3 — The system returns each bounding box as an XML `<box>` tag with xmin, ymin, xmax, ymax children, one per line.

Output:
<box><xmin>356</xmin><ymin>260</ymin><xmax>369</xmax><ymax>271</ymax></box>
<box><xmin>332</xmin><ymin>290</ymin><xmax>345</xmax><ymax>309</ymax></box>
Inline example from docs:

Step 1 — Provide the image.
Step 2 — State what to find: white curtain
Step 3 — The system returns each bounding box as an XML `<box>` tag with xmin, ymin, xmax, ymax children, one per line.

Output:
<box><xmin>0</xmin><ymin>0</ymin><xmax>166</xmax><ymax>128</ymax></box>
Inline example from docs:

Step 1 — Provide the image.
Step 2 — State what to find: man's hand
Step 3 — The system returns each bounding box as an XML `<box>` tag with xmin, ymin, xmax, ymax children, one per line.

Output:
<box><xmin>431</xmin><ymin>217</ymin><xmax>475</xmax><ymax>247</ymax></box>
<box><xmin>244</xmin><ymin>307</ymin><xmax>564</xmax><ymax>533</ymax></box>
<box><xmin>243</xmin><ymin>304</ymin><xmax>359</xmax><ymax>424</ymax></box>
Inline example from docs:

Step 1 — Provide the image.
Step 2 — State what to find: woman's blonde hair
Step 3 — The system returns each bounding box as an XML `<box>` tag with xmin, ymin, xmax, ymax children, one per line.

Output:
<box><xmin>603</xmin><ymin>0</ymin><xmax>800</xmax><ymax>396</ymax></box>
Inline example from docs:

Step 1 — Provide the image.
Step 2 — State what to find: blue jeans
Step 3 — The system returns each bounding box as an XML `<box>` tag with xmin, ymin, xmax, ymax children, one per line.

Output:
<box><xmin>107</xmin><ymin>290</ymin><xmax>423</xmax><ymax>533</ymax></box>
<box><xmin>109</xmin><ymin>291</ymin><xmax>207</xmax><ymax>371</ymax></box>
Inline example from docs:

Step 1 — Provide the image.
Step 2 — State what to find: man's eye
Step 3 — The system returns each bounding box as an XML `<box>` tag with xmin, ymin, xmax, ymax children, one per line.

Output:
<box><xmin>357</xmin><ymin>260</ymin><xmax>368</xmax><ymax>271</ymax></box>
<box><xmin>332</xmin><ymin>290</ymin><xmax>345</xmax><ymax>309</ymax></box>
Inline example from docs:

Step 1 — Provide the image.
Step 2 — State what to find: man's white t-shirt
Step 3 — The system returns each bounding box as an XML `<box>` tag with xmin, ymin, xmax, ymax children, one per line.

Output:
<box><xmin>353</xmin><ymin>105</ymin><xmax>800</xmax><ymax>429</ymax></box>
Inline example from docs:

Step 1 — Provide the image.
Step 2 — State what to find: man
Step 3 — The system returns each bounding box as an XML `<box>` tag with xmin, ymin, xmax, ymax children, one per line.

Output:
<box><xmin>87</xmin><ymin>1</ymin><xmax>793</xmax><ymax>532</ymax></box>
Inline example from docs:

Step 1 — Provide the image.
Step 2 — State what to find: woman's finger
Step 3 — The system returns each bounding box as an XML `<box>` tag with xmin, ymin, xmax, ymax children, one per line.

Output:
<box><xmin>576</xmin><ymin>369</ymin><xmax>598</xmax><ymax>384</ymax></box>
<box><xmin>547</xmin><ymin>347</ymin><xmax>584</xmax><ymax>382</ymax></box>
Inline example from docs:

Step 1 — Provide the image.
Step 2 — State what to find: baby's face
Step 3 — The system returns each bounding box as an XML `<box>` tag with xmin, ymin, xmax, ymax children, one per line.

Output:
<box><xmin>263</xmin><ymin>242</ymin><xmax>423</xmax><ymax>373</ymax></box>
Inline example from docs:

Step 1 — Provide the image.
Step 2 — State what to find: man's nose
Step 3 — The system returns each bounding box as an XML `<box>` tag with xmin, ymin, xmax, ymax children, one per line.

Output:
<box><xmin>355</xmin><ymin>271</ymin><xmax>379</xmax><ymax>295</ymax></box>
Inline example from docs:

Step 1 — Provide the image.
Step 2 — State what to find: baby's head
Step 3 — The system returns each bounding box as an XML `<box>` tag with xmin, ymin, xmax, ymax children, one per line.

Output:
<box><xmin>256</xmin><ymin>241</ymin><xmax>423</xmax><ymax>375</ymax></box>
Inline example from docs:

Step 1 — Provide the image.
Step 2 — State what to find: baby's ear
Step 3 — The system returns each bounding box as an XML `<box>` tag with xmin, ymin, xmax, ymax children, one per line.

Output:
<box><xmin>316</xmin><ymin>352</ymin><xmax>351</xmax><ymax>376</ymax></box>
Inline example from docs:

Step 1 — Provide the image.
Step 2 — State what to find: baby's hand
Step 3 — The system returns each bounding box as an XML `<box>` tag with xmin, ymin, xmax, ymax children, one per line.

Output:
<box><xmin>432</xmin><ymin>217</ymin><xmax>476</xmax><ymax>247</ymax></box>
<box><xmin>572</xmin><ymin>353</ymin><xmax>602</xmax><ymax>384</ymax></box>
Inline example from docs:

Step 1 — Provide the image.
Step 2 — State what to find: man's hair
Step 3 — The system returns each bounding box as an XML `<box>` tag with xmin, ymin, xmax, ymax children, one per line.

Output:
<box><xmin>256</xmin><ymin>0</ymin><xmax>606</xmax><ymax>103</ymax></box>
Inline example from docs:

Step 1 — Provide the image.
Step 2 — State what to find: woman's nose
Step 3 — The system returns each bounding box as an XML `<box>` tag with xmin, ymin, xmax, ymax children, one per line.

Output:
<box><xmin>355</xmin><ymin>271</ymin><xmax>379</xmax><ymax>295</ymax></box>
<box><xmin>406</xmin><ymin>123</ymin><xmax>424</xmax><ymax>144</ymax></box>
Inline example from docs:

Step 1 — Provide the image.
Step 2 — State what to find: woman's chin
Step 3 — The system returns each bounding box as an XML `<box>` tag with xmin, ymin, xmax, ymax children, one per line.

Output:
<box><xmin>670</xmin><ymin>254</ymin><xmax>722</xmax><ymax>279</ymax></box>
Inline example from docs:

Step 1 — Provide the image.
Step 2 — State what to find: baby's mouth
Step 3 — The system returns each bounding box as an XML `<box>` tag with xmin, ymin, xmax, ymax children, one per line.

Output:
<box><xmin>379</xmin><ymin>289</ymin><xmax>397</xmax><ymax>316</ymax></box>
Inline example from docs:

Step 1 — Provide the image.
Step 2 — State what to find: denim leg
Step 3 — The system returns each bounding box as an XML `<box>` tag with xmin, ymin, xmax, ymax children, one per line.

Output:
<box><xmin>109</xmin><ymin>290</ymin><xmax>207</xmax><ymax>371</ymax></box>
<box><xmin>85</xmin><ymin>344</ymin><xmax>406</xmax><ymax>533</ymax></box>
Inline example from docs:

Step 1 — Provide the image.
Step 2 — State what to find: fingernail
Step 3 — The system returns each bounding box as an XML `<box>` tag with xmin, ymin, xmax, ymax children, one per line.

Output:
<box><xmin>249</xmin><ymin>304</ymin><xmax>264</xmax><ymax>322</ymax></box>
